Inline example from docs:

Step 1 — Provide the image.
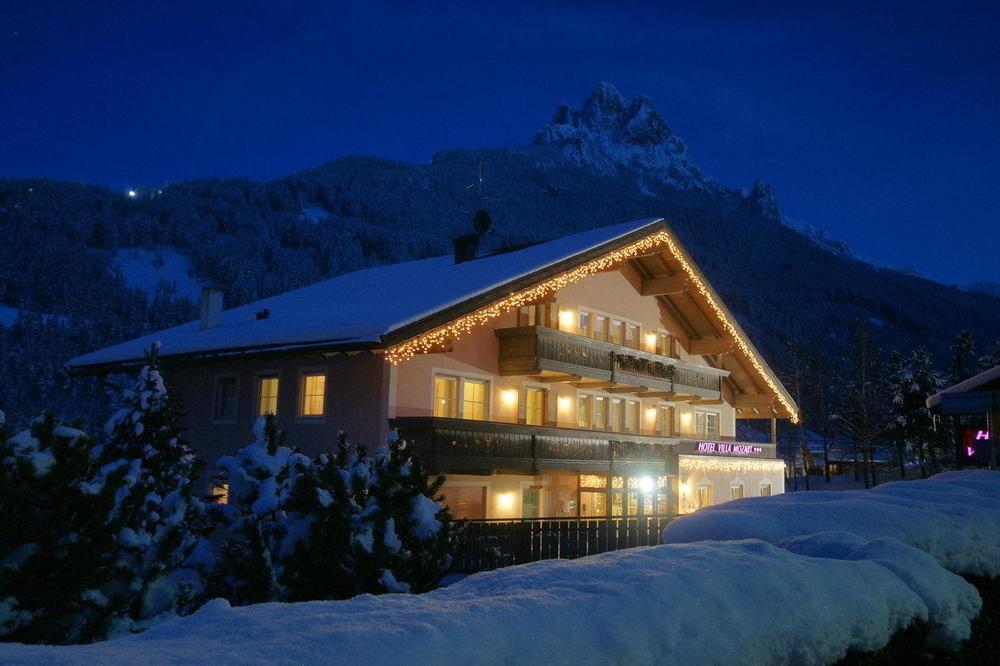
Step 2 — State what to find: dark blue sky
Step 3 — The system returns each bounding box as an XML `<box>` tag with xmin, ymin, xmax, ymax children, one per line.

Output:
<box><xmin>3</xmin><ymin>1</ymin><xmax>998</xmax><ymax>285</ymax></box>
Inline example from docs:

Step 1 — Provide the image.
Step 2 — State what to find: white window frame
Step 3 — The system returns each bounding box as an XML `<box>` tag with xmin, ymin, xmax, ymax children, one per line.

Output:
<box><xmin>729</xmin><ymin>478</ymin><xmax>745</xmax><ymax>501</ymax></box>
<box><xmin>695</xmin><ymin>409</ymin><xmax>721</xmax><ymax>438</ymax></box>
<box><xmin>255</xmin><ymin>371</ymin><xmax>281</xmax><ymax>418</ymax></box>
<box><xmin>578</xmin><ymin>307</ymin><xmax>642</xmax><ymax>346</ymax></box>
<box><xmin>759</xmin><ymin>479</ymin><xmax>773</xmax><ymax>497</ymax></box>
<box><xmin>212</xmin><ymin>373</ymin><xmax>240</xmax><ymax>424</ymax></box>
<box><xmin>432</xmin><ymin>369</ymin><xmax>493</xmax><ymax>422</ymax></box>
<box><xmin>297</xmin><ymin>368</ymin><xmax>328</xmax><ymax>421</ymax></box>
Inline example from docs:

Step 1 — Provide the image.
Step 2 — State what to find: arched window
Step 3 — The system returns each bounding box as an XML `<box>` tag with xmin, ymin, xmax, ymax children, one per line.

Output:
<box><xmin>759</xmin><ymin>479</ymin><xmax>773</xmax><ymax>497</ymax></box>
<box><xmin>696</xmin><ymin>479</ymin><xmax>713</xmax><ymax>509</ymax></box>
<box><xmin>729</xmin><ymin>478</ymin><xmax>745</xmax><ymax>501</ymax></box>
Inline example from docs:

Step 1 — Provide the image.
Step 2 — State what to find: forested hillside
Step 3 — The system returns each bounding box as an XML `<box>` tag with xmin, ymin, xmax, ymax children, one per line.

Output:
<box><xmin>1</xmin><ymin>84</ymin><xmax>998</xmax><ymax>429</ymax></box>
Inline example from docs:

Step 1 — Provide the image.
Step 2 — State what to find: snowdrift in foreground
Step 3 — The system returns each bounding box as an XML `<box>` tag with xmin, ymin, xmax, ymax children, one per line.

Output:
<box><xmin>0</xmin><ymin>533</ymin><xmax>981</xmax><ymax>665</ymax></box>
<box><xmin>663</xmin><ymin>471</ymin><xmax>1000</xmax><ymax>577</ymax></box>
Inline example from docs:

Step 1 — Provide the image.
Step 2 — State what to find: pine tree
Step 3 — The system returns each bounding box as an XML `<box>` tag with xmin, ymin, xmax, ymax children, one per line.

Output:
<box><xmin>948</xmin><ymin>330</ymin><xmax>977</xmax><ymax>384</ymax></box>
<box><xmin>832</xmin><ymin>319</ymin><xmax>892</xmax><ymax>488</ymax></box>
<box><xmin>214</xmin><ymin>415</ymin><xmax>312</xmax><ymax>605</ymax></box>
<box><xmin>358</xmin><ymin>430</ymin><xmax>458</xmax><ymax>594</ymax></box>
<box><xmin>85</xmin><ymin>343</ymin><xmax>213</xmax><ymax>628</ymax></box>
<box><xmin>979</xmin><ymin>339</ymin><xmax>1000</xmax><ymax>373</ymax></box>
<box><xmin>888</xmin><ymin>347</ymin><xmax>945</xmax><ymax>478</ymax></box>
<box><xmin>0</xmin><ymin>412</ymin><xmax>114</xmax><ymax>644</ymax></box>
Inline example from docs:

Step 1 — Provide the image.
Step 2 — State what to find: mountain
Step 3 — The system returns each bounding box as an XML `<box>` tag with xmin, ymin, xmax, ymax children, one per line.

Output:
<box><xmin>964</xmin><ymin>281</ymin><xmax>1000</xmax><ymax>298</ymax></box>
<box><xmin>1</xmin><ymin>83</ymin><xmax>999</xmax><ymax>429</ymax></box>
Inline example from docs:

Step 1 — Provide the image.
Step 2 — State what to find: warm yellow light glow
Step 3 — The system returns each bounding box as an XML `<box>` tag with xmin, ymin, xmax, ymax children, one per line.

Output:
<box><xmin>500</xmin><ymin>389</ymin><xmax>518</xmax><ymax>406</ymax></box>
<box><xmin>557</xmin><ymin>395</ymin><xmax>571</xmax><ymax>409</ymax></box>
<box><xmin>679</xmin><ymin>482</ymin><xmax>691</xmax><ymax>495</ymax></box>
<box><xmin>558</xmin><ymin>309</ymin><xmax>575</xmax><ymax>332</ymax></box>
<box><xmin>639</xmin><ymin>476</ymin><xmax>655</xmax><ymax>494</ymax></box>
<box><xmin>645</xmin><ymin>332</ymin><xmax>657</xmax><ymax>350</ymax></box>
<box><xmin>384</xmin><ymin>226</ymin><xmax>798</xmax><ymax>422</ymax></box>
<box><xmin>679</xmin><ymin>455</ymin><xmax>785</xmax><ymax>475</ymax></box>
<box><xmin>645</xmin><ymin>407</ymin><xmax>657</xmax><ymax>422</ymax></box>
<box><xmin>496</xmin><ymin>492</ymin><xmax>515</xmax><ymax>512</ymax></box>
<box><xmin>680</xmin><ymin>411</ymin><xmax>692</xmax><ymax>425</ymax></box>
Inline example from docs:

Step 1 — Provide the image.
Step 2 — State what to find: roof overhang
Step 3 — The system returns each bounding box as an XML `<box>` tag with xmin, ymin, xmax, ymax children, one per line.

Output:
<box><xmin>382</xmin><ymin>219</ymin><xmax>799</xmax><ymax>422</ymax></box>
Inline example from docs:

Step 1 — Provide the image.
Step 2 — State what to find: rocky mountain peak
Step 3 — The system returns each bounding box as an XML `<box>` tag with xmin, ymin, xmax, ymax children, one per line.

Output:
<box><xmin>742</xmin><ymin>180</ymin><xmax>781</xmax><ymax>220</ymax></box>
<box><xmin>533</xmin><ymin>82</ymin><xmax>707</xmax><ymax>190</ymax></box>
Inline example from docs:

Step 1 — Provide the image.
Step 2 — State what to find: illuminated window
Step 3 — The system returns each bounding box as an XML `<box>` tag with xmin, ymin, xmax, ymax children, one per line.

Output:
<box><xmin>609</xmin><ymin>398</ymin><xmax>623</xmax><ymax>432</ymax></box>
<box><xmin>656</xmin><ymin>332</ymin><xmax>672</xmax><ymax>357</ymax></box>
<box><xmin>593</xmin><ymin>396</ymin><xmax>607</xmax><ymax>429</ymax></box>
<box><xmin>578</xmin><ymin>311</ymin><xmax>591</xmax><ymax>337</ymax></box>
<box><xmin>577</xmin><ymin>394</ymin><xmax>590</xmax><ymax>428</ymax></box>
<box><xmin>626</xmin><ymin>324</ymin><xmax>640</xmax><ymax>349</ymax></box>
<box><xmin>441</xmin><ymin>485</ymin><xmax>485</xmax><ymax>519</ymax></box>
<box><xmin>610</xmin><ymin>320</ymin><xmax>625</xmax><ymax>345</ymax></box>
<box><xmin>730</xmin><ymin>484</ymin><xmax>745</xmax><ymax>501</ymax></box>
<box><xmin>697</xmin><ymin>484</ymin><xmax>712</xmax><ymax>509</ymax></box>
<box><xmin>213</xmin><ymin>376</ymin><xmax>238</xmax><ymax>421</ymax></box>
<box><xmin>593</xmin><ymin>315</ymin><xmax>607</xmax><ymax>341</ymax></box>
<box><xmin>624</xmin><ymin>400</ymin><xmax>640</xmax><ymax>433</ymax></box>
<box><xmin>580</xmin><ymin>491</ymin><xmax>607</xmax><ymax>517</ymax></box>
<box><xmin>211</xmin><ymin>480</ymin><xmax>229</xmax><ymax>505</ymax></box>
<box><xmin>579</xmin><ymin>474</ymin><xmax>607</xmax><ymax>489</ymax></box>
<box><xmin>525</xmin><ymin>387</ymin><xmax>545</xmax><ymax>426</ymax></box>
<box><xmin>257</xmin><ymin>376</ymin><xmax>279</xmax><ymax>416</ymax></box>
<box><xmin>433</xmin><ymin>376</ymin><xmax>458</xmax><ymax>418</ymax></box>
<box><xmin>760</xmin><ymin>483</ymin><xmax>772</xmax><ymax>497</ymax></box>
<box><xmin>696</xmin><ymin>410</ymin><xmax>720</xmax><ymax>438</ymax></box>
<box><xmin>300</xmin><ymin>373</ymin><xmax>326</xmax><ymax>417</ymax></box>
<box><xmin>658</xmin><ymin>405</ymin><xmax>674</xmax><ymax>436</ymax></box>
<box><xmin>462</xmin><ymin>379</ymin><xmax>488</xmax><ymax>421</ymax></box>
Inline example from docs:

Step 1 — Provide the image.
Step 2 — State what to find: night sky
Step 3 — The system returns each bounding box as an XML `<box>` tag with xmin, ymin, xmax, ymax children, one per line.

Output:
<box><xmin>3</xmin><ymin>1</ymin><xmax>998</xmax><ymax>285</ymax></box>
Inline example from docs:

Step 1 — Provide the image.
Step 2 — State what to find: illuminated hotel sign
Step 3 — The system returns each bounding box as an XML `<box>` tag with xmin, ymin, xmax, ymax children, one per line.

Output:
<box><xmin>697</xmin><ymin>441</ymin><xmax>764</xmax><ymax>456</ymax></box>
<box><xmin>962</xmin><ymin>429</ymin><xmax>991</xmax><ymax>460</ymax></box>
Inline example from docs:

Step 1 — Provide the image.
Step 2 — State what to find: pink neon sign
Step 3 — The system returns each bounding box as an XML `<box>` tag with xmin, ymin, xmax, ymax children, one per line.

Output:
<box><xmin>697</xmin><ymin>441</ymin><xmax>763</xmax><ymax>456</ymax></box>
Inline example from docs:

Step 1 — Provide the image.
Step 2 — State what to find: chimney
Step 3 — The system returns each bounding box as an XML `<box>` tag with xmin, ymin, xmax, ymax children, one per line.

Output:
<box><xmin>198</xmin><ymin>280</ymin><xmax>224</xmax><ymax>331</ymax></box>
<box><xmin>453</xmin><ymin>233</ymin><xmax>480</xmax><ymax>264</ymax></box>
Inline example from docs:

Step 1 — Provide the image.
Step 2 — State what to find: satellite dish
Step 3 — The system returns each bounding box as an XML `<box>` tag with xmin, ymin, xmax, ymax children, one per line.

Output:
<box><xmin>472</xmin><ymin>209</ymin><xmax>492</xmax><ymax>235</ymax></box>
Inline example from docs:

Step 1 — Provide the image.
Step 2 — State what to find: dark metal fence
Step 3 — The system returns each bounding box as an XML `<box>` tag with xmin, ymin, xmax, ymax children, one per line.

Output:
<box><xmin>454</xmin><ymin>515</ymin><xmax>677</xmax><ymax>573</ymax></box>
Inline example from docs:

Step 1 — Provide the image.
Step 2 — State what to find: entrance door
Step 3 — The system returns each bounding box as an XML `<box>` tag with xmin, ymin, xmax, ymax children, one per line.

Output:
<box><xmin>522</xmin><ymin>487</ymin><xmax>541</xmax><ymax>518</ymax></box>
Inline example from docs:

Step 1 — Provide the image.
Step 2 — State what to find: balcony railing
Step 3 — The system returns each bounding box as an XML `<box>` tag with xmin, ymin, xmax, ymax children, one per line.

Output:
<box><xmin>497</xmin><ymin>326</ymin><xmax>726</xmax><ymax>397</ymax></box>
<box><xmin>391</xmin><ymin>416</ymin><xmax>775</xmax><ymax>475</ymax></box>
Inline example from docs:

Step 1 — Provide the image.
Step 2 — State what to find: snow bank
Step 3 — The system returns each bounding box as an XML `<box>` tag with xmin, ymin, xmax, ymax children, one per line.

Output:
<box><xmin>0</xmin><ymin>534</ymin><xmax>980</xmax><ymax>665</ymax></box>
<box><xmin>663</xmin><ymin>471</ymin><xmax>1000</xmax><ymax>577</ymax></box>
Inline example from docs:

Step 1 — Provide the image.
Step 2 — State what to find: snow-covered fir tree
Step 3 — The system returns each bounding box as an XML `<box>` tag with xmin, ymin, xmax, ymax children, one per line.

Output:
<box><xmin>979</xmin><ymin>339</ymin><xmax>1000</xmax><ymax>373</ymax></box>
<box><xmin>888</xmin><ymin>348</ymin><xmax>944</xmax><ymax>478</ymax></box>
<box><xmin>214</xmin><ymin>415</ymin><xmax>313</xmax><ymax>605</ymax></box>
<box><xmin>83</xmin><ymin>342</ymin><xmax>213</xmax><ymax>631</ymax></box>
<box><xmin>356</xmin><ymin>430</ymin><xmax>457</xmax><ymax>595</ymax></box>
<box><xmin>948</xmin><ymin>330</ymin><xmax>977</xmax><ymax>384</ymax></box>
<box><xmin>0</xmin><ymin>412</ymin><xmax>110</xmax><ymax>643</ymax></box>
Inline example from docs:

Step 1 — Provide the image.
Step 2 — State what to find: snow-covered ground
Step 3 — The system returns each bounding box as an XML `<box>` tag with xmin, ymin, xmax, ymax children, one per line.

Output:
<box><xmin>0</xmin><ymin>305</ymin><xmax>19</xmax><ymax>328</ymax></box>
<box><xmin>1</xmin><ymin>471</ymin><xmax>996</xmax><ymax>665</ymax></box>
<box><xmin>112</xmin><ymin>248</ymin><xmax>200</xmax><ymax>303</ymax></box>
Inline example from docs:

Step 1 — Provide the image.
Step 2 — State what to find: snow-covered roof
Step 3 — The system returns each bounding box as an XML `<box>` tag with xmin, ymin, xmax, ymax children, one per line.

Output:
<box><xmin>69</xmin><ymin>218</ymin><xmax>665</xmax><ymax>370</ymax></box>
<box><xmin>927</xmin><ymin>364</ymin><xmax>1000</xmax><ymax>409</ymax></box>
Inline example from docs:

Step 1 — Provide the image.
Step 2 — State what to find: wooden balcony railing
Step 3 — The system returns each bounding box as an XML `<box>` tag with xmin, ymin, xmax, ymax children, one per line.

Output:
<box><xmin>391</xmin><ymin>416</ymin><xmax>776</xmax><ymax>475</ymax></box>
<box><xmin>497</xmin><ymin>326</ymin><xmax>726</xmax><ymax>397</ymax></box>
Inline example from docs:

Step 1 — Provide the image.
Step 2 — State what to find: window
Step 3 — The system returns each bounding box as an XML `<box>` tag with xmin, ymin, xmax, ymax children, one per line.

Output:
<box><xmin>300</xmin><ymin>373</ymin><xmax>326</xmax><ymax>417</ymax></box>
<box><xmin>593</xmin><ymin>396</ymin><xmax>608</xmax><ymax>430</ymax></box>
<box><xmin>730</xmin><ymin>484</ymin><xmax>745</xmax><ymax>501</ymax></box>
<box><xmin>441</xmin><ymin>485</ymin><xmax>486</xmax><ymax>520</ymax></box>
<box><xmin>517</xmin><ymin>305</ymin><xmax>537</xmax><ymax>326</ymax></box>
<box><xmin>593</xmin><ymin>315</ymin><xmax>607</xmax><ymax>341</ymax></box>
<box><xmin>609</xmin><ymin>398</ymin><xmax>623</xmax><ymax>432</ymax></box>
<box><xmin>577</xmin><ymin>395</ymin><xmax>591</xmax><ymax>428</ymax></box>
<box><xmin>610</xmin><ymin>319</ymin><xmax>625</xmax><ymax>345</ymax></box>
<box><xmin>213</xmin><ymin>376</ymin><xmax>238</xmax><ymax>421</ymax></box>
<box><xmin>578</xmin><ymin>311</ymin><xmax>591</xmax><ymax>337</ymax></box>
<box><xmin>525</xmin><ymin>387</ymin><xmax>546</xmax><ymax>426</ymax></box>
<box><xmin>624</xmin><ymin>400</ymin><xmax>640</xmax><ymax>433</ymax></box>
<box><xmin>462</xmin><ymin>379</ymin><xmax>488</xmax><ymax>421</ymax></box>
<box><xmin>697</xmin><ymin>484</ymin><xmax>712</xmax><ymax>509</ymax></box>
<box><xmin>656</xmin><ymin>332</ymin><xmax>672</xmax><ymax>357</ymax></box>
<box><xmin>433</xmin><ymin>376</ymin><xmax>459</xmax><ymax>417</ymax></box>
<box><xmin>658</xmin><ymin>405</ymin><xmax>674</xmax><ymax>436</ymax></box>
<box><xmin>211</xmin><ymin>481</ymin><xmax>229</xmax><ymax>505</ymax></box>
<box><xmin>626</xmin><ymin>324</ymin><xmax>640</xmax><ymax>349</ymax></box>
<box><xmin>760</xmin><ymin>483</ymin><xmax>772</xmax><ymax>497</ymax></box>
<box><xmin>257</xmin><ymin>376</ymin><xmax>279</xmax><ymax>416</ymax></box>
<box><xmin>696</xmin><ymin>410</ymin><xmax>720</xmax><ymax>438</ymax></box>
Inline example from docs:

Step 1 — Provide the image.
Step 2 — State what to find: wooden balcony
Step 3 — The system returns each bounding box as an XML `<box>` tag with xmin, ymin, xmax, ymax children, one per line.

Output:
<box><xmin>391</xmin><ymin>416</ymin><xmax>776</xmax><ymax>476</ymax></box>
<box><xmin>496</xmin><ymin>325</ymin><xmax>727</xmax><ymax>399</ymax></box>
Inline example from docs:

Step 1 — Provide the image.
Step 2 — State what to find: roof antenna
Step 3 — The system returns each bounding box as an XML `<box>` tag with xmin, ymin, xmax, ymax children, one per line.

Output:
<box><xmin>454</xmin><ymin>160</ymin><xmax>495</xmax><ymax>264</ymax></box>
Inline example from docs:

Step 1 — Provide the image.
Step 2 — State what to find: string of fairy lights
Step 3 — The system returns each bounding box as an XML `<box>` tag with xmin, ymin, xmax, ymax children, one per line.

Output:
<box><xmin>384</xmin><ymin>227</ymin><xmax>799</xmax><ymax>423</ymax></box>
<box><xmin>679</xmin><ymin>455</ymin><xmax>786</xmax><ymax>475</ymax></box>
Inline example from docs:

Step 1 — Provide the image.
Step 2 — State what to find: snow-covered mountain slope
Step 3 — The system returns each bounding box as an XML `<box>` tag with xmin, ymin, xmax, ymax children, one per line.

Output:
<box><xmin>964</xmin><ymin>281</ymin><xmax>1000</xmax><ymax>298</ymax></box>
<box><xmin>112</xmin><ymin>248</ymin><xmax>201</xmax><ymax>303</ymax></box>
<box><xmin>782</xmin><ymin>217</ymin><xmax>856</xmax><ymax>259</ymax></box>
<box><xmin>534</xmin><ymin>82</ymin><xmax>711</xmax><ymax>191</ymax></box>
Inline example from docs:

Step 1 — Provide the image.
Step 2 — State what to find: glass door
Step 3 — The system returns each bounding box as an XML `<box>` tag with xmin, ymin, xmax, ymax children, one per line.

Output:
<box><xmin>522</xmin><ymin>487</ymin><xmax>541</xmax><ymax>519</ymax></box>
